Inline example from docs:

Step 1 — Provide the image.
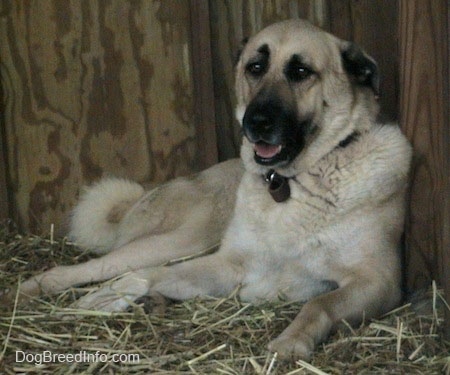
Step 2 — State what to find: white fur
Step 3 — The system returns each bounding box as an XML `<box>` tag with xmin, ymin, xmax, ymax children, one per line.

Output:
<box><xmin>69</xmin><ymin>178</ymin><xmax>145</xmax><ymax>254</ymax></box>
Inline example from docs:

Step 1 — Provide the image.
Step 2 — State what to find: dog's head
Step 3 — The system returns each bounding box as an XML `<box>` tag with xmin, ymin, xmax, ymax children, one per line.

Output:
<box><xmin>235</xmin><ymin>19</ymin><xmax>380</xmax><ymax>175</ymax></box>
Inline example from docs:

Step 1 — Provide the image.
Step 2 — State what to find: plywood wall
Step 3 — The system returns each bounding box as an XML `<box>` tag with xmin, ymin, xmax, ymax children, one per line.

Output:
<box><xmin>399</xmin><ymin>1</ymin><xmax>450</xmax><ymax>335</ymax></box>
<box><xmin>0</xmin><ymin>0</ymin><xmax>210</xmax><ymax>233</ymax></box>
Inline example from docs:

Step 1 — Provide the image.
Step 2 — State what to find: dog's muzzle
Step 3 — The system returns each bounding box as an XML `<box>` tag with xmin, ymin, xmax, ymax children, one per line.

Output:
<box><xmin>242</xmin><ymin>94</ymin><xmax>307</xmax><ymax>166</ymax></box>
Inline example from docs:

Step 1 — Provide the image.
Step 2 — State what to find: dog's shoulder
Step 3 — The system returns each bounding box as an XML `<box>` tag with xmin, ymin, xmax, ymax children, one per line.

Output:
<box><xmin>360</xmin><ymin>123</ymin><xmax>412</xmax><ymax>168</ymax></box>
<box><xmin>297</xmin><ymin>123</ymin><xmax>412</xmax><ymax>215</ymax></box>
<box><xmin>329</xmin><ymin>123</ymin><xmax>412</xmax><ymax>208</ymax></box>
<box><xmin>353</xmin><ymin>123</ymin><xmax>412</xmax><ymax>183</ymax></box>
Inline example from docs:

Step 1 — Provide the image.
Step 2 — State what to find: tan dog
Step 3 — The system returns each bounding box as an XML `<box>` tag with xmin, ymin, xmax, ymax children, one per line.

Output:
<box><xmin>6</xmin><ymin>19</ymin><xmax>412</xmax><ymax>359</ymax></box>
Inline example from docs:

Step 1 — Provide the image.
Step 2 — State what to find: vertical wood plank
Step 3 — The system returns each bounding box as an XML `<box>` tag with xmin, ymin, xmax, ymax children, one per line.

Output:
<box><xmin>328</xmin><ymin>0</ymin><xmax>399</xmax><ymax>121</ymax></box>
<box><xmin>0</xmin><ymin>1</ymin><xmax>12</xmax><ymax>222</ymax></box>
<box><xmin>189</xmin><ymin>0</ymin><xmax>218</xmax><ymax>169</ymax></box>
<box><xmin>0</xmin><ymin>147</ymin><xmax>8</xmax><ymax>220</ymax></box>
<box><xmin>399</xmin><ymin>0</ymin><xmax>450</xmax><ymax>336</ymax></box>
<box><xmin>327</xmin><ymin>0</ymin><xmax>352</xmax><ymax>39</ymax></box>
<box><xmin>446</xmin><ymin>0</ymin><xmax>450</xmax><ymax>339</ymax></box>
<box><xmin>0</xmin><ymin>104</ymin><xmax>9</xmax><ymax>220</ymax></box>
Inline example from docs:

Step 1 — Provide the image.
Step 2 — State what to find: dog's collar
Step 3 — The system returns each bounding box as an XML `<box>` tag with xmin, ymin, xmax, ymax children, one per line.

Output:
<box><xmin>338</xmin><ymin>131</ymin><xmax>360</xmax><ymax>148</ymax></box>
<box><xmin>265</xmin><ymin>170</ymin><xmax>291</xmax><ymax>203</ymax></box>
<box><xmin>262</xmin><ymin>132</ymin><xmax>359</xmax><ymax>203</ymax></box>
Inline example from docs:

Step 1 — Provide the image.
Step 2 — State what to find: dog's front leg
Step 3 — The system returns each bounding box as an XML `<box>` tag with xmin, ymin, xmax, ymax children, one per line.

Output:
<box><xmin>268</xmin><ymin>272</ymin><xmax>400</xmax><ymax>360</ymax></box>
<box><xmin>73</xmin><ymin>253</ymin><xmax>244</xmax><ymax>311</ymax></box>
<box><xmin>2</xmin><ymin>224</ymin><xmax>215</xmax><ymax>305</ymax></box>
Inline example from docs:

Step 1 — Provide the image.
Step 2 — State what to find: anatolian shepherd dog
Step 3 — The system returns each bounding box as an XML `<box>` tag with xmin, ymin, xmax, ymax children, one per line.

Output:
<box><xmin>5</xmin><ymin>19</ymin><xmax>412</xmax><ymax>359</ymax></box>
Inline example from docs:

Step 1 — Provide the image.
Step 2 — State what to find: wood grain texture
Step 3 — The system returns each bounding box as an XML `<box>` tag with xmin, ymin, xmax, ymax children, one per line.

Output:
<box><xmin>0</xmin><ymin>111</ymin><xmax>9</xmax><ymax>221</ymax></box>
<box><xmin>328</xmin><ymin>0</ymin><xmax>399</xmax><ymax>121</ymax></box>
<box><xmin>209</xmin><ymin>0</ymin><xmax>328</xmax><ymax>160</ymax></box>
<box><xmin>189</xmin><ymin>0</ymin><xmax>218</xmax><ymax>168</ymax></box>
<box><xmin>0</xmin><ymin>53</ymin><xmax>8</xmax><ymax>220</ymax></box>
<box><xmin>0</xmin><ymin>0</ymin><xmax>204</xmax><ymax>233</ymax></box>
<box><xmin>399</xmin><ymin>0</ymin><xmax>450</xmax><ymax>324</ymax></box>
<box><xmin>446</xmin><ymin>0</ymin><xmax>450</xmax><ymax>340</ymax></box>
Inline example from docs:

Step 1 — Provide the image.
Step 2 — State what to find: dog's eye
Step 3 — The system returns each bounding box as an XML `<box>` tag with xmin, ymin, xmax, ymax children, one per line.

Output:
<box><xmin>246</xmin><ymin>62</ymin><xmax>266</xmax><ymax>77</ymax></box>
<box><xmin>285</xmin><ymin>64</ymin><xmax>313</xmax><ymax>82</ymax></box>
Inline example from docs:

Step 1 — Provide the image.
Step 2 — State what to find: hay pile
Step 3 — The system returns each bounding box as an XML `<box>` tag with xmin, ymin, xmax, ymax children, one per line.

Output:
<box><xmin>1</xmin><ymin>221</ymin><xmax>449</xmax><ymax>374</ymax></box>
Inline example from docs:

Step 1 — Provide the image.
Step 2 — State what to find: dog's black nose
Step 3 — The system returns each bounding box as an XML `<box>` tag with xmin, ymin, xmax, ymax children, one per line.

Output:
<box><xmin>246</xmin><ymin>112</ymin><xmax>272</xmax><ymax>130</ymax></box>
<box><xmin>243</xmin><ymin>99</ymin><xmax>279</xmax><ymax>143</ymax></box>
<box><xmin>241</xmin><ymin>88</ymin><xmax>307</xmax><ymax>165</ymax></box>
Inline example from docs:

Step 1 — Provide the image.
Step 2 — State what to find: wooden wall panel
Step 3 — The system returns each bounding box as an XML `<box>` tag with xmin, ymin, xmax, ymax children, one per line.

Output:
<box><xmin>189</xmin><ymin>0</ymin><xmax>218</xmax><ymax>167</ymax></box>
<box><xmin>399</xmin><ymin>0</ymin><xmax>450</xmax><ymax>335</ymax></box>
<box><xmin>0</xmin><ymin>109</ymin><xmax>9</xmax><ymax>221</ymax></box>
<box><xmin>0</xmin><ymin>0</ymin><xmax>208</xmax><ymax>233</ymax></box>
<box><xmin>208</xmin><ymin>0</ymin><xmax>328</xmax><ymax>161</ymax></box>
<box><xmin>447</xmin><ymin>0</ymin><xmax>450</xmax><ymax>339</ymax></box>
<box><xmin>328</xmin><ymin>0</ymin><xmax>399</xmax><ymax>121</ymax></box>
<box><xmin>0</xmin><ymin>65</ymin><xmax>8</xmax><ymax>220</ymax></box>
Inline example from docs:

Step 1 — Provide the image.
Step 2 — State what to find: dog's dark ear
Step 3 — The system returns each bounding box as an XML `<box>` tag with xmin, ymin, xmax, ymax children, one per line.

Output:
<box><xmin>235</xmin><ymin>37</ymin><xmax>249</xmax><ymax>65</ymax></box>
<box><xmin>341</xmin><ymin>42</ymin><xmax>380</xmax><ymax>97</ymax></box>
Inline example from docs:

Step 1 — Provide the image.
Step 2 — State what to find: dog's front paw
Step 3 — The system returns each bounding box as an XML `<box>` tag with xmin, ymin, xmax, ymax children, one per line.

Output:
<box><xmin>268</xmin><ymin>332</ymin><xmax>314</xmax><ymax>360</ymax></box>
<box><xmin>71</xmin><ymin>286</ymin><xmax>131</xmax><ymax>312</ymax></box>
<box><xmin>72</xmin><ymin>272</ymin><xmax>150</xmax><ymax>312</ymax></box>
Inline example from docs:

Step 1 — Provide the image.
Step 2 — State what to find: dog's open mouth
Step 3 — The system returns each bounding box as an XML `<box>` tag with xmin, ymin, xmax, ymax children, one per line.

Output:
<box><xmin>254</xmin><ymin>142</ymin><xmax>282</xmax><ymax>159</ymax></box>
<box><xmin>253</xmin><ymin>142</ymin><xmax>284</xmax><ymax>164</ymax></box>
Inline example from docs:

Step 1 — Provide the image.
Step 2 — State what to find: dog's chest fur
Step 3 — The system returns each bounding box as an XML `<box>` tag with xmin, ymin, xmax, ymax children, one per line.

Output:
<box><xmin>220</xmin><ymin>125</ymin><xmax>411</xmax><ymax>302</ymax></box>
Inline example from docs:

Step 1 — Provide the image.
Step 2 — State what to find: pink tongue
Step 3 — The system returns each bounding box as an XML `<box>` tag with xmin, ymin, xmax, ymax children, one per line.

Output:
<box><xmin>254</xmin><ymin>143</ymin><xmax>282</xmax><ymax>158</ymax></box>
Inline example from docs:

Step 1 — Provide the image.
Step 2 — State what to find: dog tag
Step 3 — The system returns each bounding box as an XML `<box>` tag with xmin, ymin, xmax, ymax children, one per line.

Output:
<box><xmin>266</xmin><ymin>171</ymin><xmax>291</xmax><ymax>203</ymax></box>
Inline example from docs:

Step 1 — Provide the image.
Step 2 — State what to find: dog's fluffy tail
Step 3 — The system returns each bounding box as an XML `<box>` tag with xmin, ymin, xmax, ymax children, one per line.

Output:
<box><xmin>69</xmin><ymin>178</ymin><xmax>145</xmax><ymax>254</ymax></box>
